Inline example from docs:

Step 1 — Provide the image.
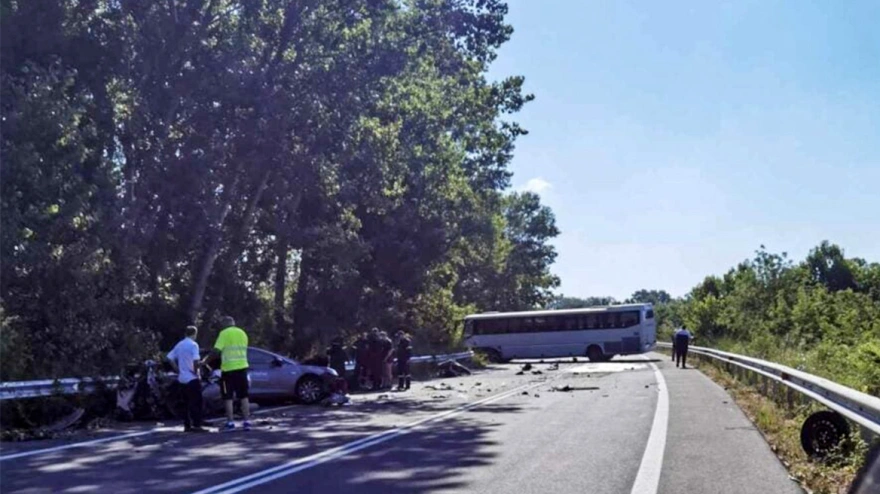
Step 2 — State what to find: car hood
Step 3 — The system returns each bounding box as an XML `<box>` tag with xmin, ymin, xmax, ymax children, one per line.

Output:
<box><xmin>298</xmin><ymin>364</ymin><xmax>337</xmax><ymax>377</ymax></box>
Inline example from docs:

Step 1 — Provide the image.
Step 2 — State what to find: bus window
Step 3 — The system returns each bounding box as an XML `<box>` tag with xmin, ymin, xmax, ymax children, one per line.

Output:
<box><xmin>620</xmin><ymin>311</ymin><xmax>640</xmax><ymax>328</ymax></box>
<box><xmin>532</xmin><ymin>317</ymin><xmax>546</xmax><ymax>333</ymax></box>
<box><xmin>522</xmin><ymin>318</ymin><xmax>535</xmax><ymax>333</ymax></box>
<box><xmin>490</xmin><ymin>319</ymin><xmax>508</xmax><ymax>334</ymax></box>
<box><xmin>645</xmin><ymin>309</ymin><xmax>655</xmax><ymax>320</ymax></box>
<box><xmin>472</xmin><ymin>320</ymin><xmax>483</xmax><ymax>335</ymax></box>
<box><xmin>563</xmin><ymin>315</ymin><xmax>579</xmax><ymax>331</ymax></box>
<box><xmin>584</xmin><ymin>313</ymin><xmax>597</xmax><ymax>329</ymax></box>
<box><xmin>509</xmin><ymin>318</ymin><xmax>522</xmax><ymax>334</ymax></box>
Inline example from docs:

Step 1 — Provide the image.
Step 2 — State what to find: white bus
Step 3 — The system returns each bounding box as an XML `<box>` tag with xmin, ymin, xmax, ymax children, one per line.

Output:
<box><xmin>463</xmin><ymin>304</ymin><xmax>656</xmax><ymax>362</ymax></box>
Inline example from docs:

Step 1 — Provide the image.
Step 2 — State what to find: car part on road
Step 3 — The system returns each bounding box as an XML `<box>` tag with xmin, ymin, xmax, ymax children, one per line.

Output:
<box><xmin>437</xmin><ymin>360</ymin><xmax>471</xmax><ymax>377</ymax></box>
<box><xmin>800</xmin><ymin>410</ymin><xmax>850</xmax><ymax>459</ymax></box>
<box><xmin>295</xmin><ymin>375</ymin><xmax>325</xmax><ymax>404</ymax></box>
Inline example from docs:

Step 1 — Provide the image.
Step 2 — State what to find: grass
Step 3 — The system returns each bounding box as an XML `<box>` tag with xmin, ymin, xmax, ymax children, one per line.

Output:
<box><xmin>678</xmin><ymin>350</ymin><xmax>872</xmax><ymax>494</ymax></box>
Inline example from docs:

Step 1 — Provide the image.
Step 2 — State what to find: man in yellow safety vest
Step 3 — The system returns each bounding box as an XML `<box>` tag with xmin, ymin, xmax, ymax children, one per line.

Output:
<box><xmin>211</xmin><ymin>316</ymin><xmax>251</xmax><ymax>431</ymax></box>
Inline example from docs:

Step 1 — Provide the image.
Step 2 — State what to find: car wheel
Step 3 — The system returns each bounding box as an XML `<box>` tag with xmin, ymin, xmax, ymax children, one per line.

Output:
<box><xmin>296</xmin><ymin>375</ymin><xmax>325</xmax><ymax>405</ymax></box>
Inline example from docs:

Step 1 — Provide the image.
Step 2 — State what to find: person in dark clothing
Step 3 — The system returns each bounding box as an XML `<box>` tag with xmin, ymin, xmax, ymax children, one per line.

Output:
<box><xmin>395</xmin><ymin>333</ymin><xmax>412</xmax><ymax>391</ymax></box>
<box><xmin>674</xmin><ymin>326</ymin><xmax>694</xmax><ymax>369</ymax></box>
<box><xmin>367</xmin><ymin>328</ymin><xmax>384</xmax><ymax>390</ymax></box>
<box><xmin>353</xmin><ymin>333</ymin><xmax>370</xmax><ymax>390</ymax></box>
<box><xmin>326</xmin><ymin>337</ymin><xmax>348</xmax><ymax>379</ymax></box>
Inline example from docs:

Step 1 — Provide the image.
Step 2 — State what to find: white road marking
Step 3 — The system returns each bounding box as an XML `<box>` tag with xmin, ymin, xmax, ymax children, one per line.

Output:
<box><xmin>0</xmin><ymin>430</ymin><xmax>158</xmax><ymax>461</ymax></box>
<box><xmin>629</xmin><ymin>359</ymin><xmax>669</xmax><ymax>494</ymax></box>
<box><xmin>567</xmin><ymin>362</ymin><xmax>648</xmax><ymax>373</ymax></box>
<box><xmin>0</xmin><ymin>404</ymin><xmax>300</xmax><ymax>462</ymax></box>
<box><xmin>191</xmin><ymin>381</ymin><xmax>547</xmax><ymax>494</ymax></box>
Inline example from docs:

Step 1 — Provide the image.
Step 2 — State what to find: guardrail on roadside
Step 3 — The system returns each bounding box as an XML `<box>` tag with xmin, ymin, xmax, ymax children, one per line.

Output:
<box><xmin>657</xmin><ymin>341</ymin><xmax>880</xmax><ymax>457</ymax></box>
<box><xmin>0</xmin><ymin>351</ymin><xmax>473</xmax><ymax>401</ymax></box>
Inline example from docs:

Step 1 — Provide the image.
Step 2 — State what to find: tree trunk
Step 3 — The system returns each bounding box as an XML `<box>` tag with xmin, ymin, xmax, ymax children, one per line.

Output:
<box><xmin>291</xmin><ymin>249</ymin><xmax>314</xmax><ymax>356</ymax></box>
<box><xmin>187</xmin><ymin>170</ymin><xmax>272</xmax><ymax>323</ymax></box>
<box><xmin>272</xmin><ymin>237</ymin><xmax>289</xmax><ymax>345</ymax></box>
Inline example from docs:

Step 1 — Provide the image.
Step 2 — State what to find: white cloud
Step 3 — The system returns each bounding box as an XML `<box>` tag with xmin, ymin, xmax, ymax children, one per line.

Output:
<box><xmin>521</xmin><ymin>177</ymin><xmax>552</xmax><ymax>194</ymax></box>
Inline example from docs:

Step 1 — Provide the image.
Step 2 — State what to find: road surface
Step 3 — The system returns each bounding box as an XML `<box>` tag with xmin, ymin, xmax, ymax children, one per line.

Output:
<box><xmin>0</xmin><ymin>353</ymin><xmax>802</xmax><ymax>493</ymax></box>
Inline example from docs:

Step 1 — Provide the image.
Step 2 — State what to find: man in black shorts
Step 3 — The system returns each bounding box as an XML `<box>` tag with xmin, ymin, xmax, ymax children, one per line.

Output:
<box><xmin>212</xmin><ymin>316</ymin><xmax>251</xmax><ymax>431</ymax></box>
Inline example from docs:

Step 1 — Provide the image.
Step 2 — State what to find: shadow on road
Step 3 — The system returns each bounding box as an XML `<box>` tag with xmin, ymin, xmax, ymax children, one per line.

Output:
<box><xmin>1</xmin><ymin>393</ymin><xmax>528</xmax><ymax>493</ymax></box>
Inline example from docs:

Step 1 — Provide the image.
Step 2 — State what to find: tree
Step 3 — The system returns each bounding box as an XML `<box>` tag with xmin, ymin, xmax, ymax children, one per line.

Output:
<box><xmin>805</xmin><ymin>241</ymin><xmax>857</xmax><ymax>292</ymax></box>
<box><xmin>626</xmin><ymin>289</ymin><xmax>672</xmax><ymax>305</ymax></box>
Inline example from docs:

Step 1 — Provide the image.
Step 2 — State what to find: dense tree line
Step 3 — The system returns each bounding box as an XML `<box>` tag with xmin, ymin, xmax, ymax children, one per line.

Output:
<box><xmin>0</xmin><ymin>0</ymin><xmax>560</xmax><ymax>381</ymax></box>
<box><xmin>557</xmin><ymin>242</ymin><xmax>880</xmax><ymax>394</ymax></box>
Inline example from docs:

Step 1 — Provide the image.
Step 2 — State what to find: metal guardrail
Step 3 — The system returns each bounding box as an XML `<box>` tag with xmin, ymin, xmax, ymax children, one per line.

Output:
<box><xmin>657</xmin><ymin>342</ymin><xmax>880</xmax><ymax>436</ymax></box>
<box><xmin>0</xmin><ymin>351</ymin><xmax>473</xmax><ymax>401</ymax></box>
<box><xmin>0</xmin><ymin>377</ymin><xmax>121</xmax><ymax>401</ymax></box>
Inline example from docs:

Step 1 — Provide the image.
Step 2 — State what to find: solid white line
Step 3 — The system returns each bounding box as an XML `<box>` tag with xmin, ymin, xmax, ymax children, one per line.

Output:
<box><xmin>0</xmin><ymin>431</ymin><xmax>156</xmax><ymax>461</ymax></box>
<box><xmin>630</xmin><ymin>360</ymin><xmax>669</xmax><ymax>494</ymax></box>
<box><xmin>191</xmin><ymin>381</ymin><xmax>546</xmax><ymax>494</ymax></box>
<box><xmin>0</xmin><ymin>404</ymin><xmax>300</xmax><ymax>462</ymax></box>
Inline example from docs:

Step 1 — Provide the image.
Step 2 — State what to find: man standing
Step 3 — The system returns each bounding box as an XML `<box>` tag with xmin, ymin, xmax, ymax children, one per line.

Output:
<box><xmin>354</xmin><ymin>332</ymin><xmax>370</xmax><ymax>390</ymax></box>
<box><xmin>167</xmin><ymin>326</ymin><xmax>206</xmax><ymax>432</ymax></box>
<box><xmin>380</xmin><ymin>331</ymin><xmax>394</xmax><ymax>390</ymax></box>
<box><xmin>395</xmin><ymin>331</ymin><xmax>412</xmax><ymax>391</ymax></box>
<box><xmin>212</xmin><ymin>316</ymin><xmax>251</xmax><ymax>431</ymax></box>
<box><xmin>674</xmin><ymin>326</ymin><xmax>694</xmax><ymax>369</ymax></box>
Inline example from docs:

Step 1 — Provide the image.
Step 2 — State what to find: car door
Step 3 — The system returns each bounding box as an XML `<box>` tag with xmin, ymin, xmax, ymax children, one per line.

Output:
<box><xmin>248</xmin><ymin>348</ymin><xmax>302</xmax><ymax>399</ymax></box>
<box><xmin>246</xmin><ymin>348</ymin><xmax>278</xmax><ymax>398</ymax></box>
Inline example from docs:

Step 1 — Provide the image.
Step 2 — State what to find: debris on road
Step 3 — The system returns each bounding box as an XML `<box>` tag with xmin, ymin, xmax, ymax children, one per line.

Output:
<box><xmin>515</xmin><ymin>371</ymin><xmax>525</xmax><ymax>375</ymax></box>
<box><xmin>425</xmin><ymin>383</ymin><xmax>454</xmax><ymax>391</ymax></box>
<box><xmin>531</xmin><ymin>370</ymin><xmax>543</xmax><ymax>375</ymax></box>
<box><xmin>550</xmin><ymin>385</ymin><xmax>600</xmax><ymax>393</ymax></box>
<box><xmin>438</xmin><ymin>360</ymin><xmax>472</xmax><ymax>377</ymax></box>
<box><xmin>572</xmin><ymin>357</ymin><xmax>579</xmax><ymax>363</ymax></box>
<box><xmin>521</xmin><ymin>391</ymin><xmax>529</xmax><ymax>396</ymax></box>
<box><xmin>548</xmin><ymin>363</ymin><xmax>559</xmax><ymax>371</ymax></box>
<box><xmin>431</xmin><ymin>394</ymin><xmax>449</xmax><ymax>400</ymax></box>
<box><xmin>522</xmin><ymin>363</ymin><xmax>533</xmax><ymax>371</ymax></box>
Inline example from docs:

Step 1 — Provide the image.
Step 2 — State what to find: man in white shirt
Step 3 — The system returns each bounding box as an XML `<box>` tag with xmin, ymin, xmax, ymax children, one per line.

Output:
<box><xmin>167</xmin><ymin>326</ymin><xmax>207</xmax><ymax>432</ymax></box>
<box><xmin>674</xmin><ymin>326</ymin><xmax>695</xmax><ymax>369</ymax></box>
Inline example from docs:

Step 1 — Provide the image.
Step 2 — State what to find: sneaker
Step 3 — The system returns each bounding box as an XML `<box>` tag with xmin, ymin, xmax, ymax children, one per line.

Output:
<box><xmin>223</xmin><ymin>421</ymin><xmax>236</xmax><ymax>432</ymax></box>
<box><xmin>242</xmin><ymin>420</ymin><xmax>252</xmax><ymax>431</ymax></box>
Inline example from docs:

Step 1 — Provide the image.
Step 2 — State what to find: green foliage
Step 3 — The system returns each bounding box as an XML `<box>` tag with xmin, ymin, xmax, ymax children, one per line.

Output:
<box><xmin>556</xmin><ymin>243</ymin><xmax>879</xmax><ymax>395</ymax></box>
<box><xmin>682</xmin><ymin>243</ymin><xmax>880</xmax><ymax>395</ymax></box>
<box><xmin>1</xmin><ymin>0</ymin><xmax>560</xmax><ymax>379</ymax></box>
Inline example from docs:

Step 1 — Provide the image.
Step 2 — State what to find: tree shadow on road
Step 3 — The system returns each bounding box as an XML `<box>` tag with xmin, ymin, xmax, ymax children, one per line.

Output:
<box><xmin>1</xmin><ymin>395</ymin><xmax>528</xmax><ymax>494</ymax></box>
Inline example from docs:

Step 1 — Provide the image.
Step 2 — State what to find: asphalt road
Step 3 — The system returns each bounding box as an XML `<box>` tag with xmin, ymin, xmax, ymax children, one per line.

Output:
<box><xmin>0</xmin><ymin>353</ymin><xmax>803</xmax><ymax>494</ymax></box>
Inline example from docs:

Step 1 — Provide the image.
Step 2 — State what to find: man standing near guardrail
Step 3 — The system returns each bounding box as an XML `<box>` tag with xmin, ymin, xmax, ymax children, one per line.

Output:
<box><xmin>674</xmin><ymin>326</ymin><xmax>694</xmax><ymax>369</ymax></box>
<box><xmin>211</xmin><ymin>316</ymin><xmax>251</xmax><ymax>432</ymax></box>
<box><xmin>167</xmin><ymin>325</ymin><xmax>207</xmax><ymax>432</ymax></box>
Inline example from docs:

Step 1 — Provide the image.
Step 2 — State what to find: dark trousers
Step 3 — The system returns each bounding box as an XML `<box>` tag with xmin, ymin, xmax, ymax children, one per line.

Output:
<box><xmin>675</xmin><ymin>338</ymin><xmax>689</xmax><ymax>368</ymax></box>
<box><xmin>184</xmin><ymin>379</ymin><xmax>203</xmax><ymax>428</ymax></box>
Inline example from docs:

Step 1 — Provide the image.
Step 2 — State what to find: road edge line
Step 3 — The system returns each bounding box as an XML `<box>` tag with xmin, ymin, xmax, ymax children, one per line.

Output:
<box><xmin>630</xmin><ymin>358</ymin><xmax>669</xmax><ymax>494</ymax></box>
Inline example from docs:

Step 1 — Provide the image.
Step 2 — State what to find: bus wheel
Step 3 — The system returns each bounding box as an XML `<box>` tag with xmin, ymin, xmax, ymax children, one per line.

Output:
<box><xmin>587</xmin><ymin>346</ymin><xmax>604</xmax><ymax>362</ymax></box>
<box><xmin>480</xmin><ymin>348</ymin><xmax>504</xmax><ymax>364</ymax></box>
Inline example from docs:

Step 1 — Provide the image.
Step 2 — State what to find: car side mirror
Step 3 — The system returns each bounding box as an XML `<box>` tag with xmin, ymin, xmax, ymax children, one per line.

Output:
<box><xmin>271</xmin><ymin>357</ymin><xmax>284</xmax><ymax>368</ymax></box>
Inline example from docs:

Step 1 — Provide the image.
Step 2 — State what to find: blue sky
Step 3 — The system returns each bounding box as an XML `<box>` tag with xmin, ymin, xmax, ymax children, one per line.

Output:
<box><xmin>488</xmin><ymin>0</ymin><xmax>880</xmax><ymax>300</ymax></box>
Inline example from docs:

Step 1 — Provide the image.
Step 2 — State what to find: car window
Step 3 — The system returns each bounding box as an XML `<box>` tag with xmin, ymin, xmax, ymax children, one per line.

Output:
<box><xmin>248</xmin><ymin>349</ymin><xmax>276</xmax><ymax>367</ymax></box>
